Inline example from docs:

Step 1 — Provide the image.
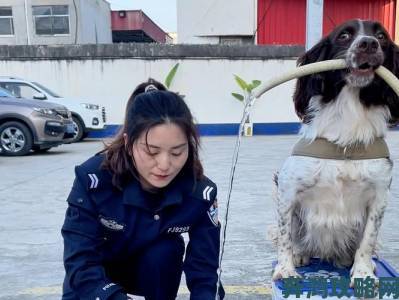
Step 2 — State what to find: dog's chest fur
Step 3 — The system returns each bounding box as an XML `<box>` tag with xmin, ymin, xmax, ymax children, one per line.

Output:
<box><xmin>279</xmin><ymin>155</ymin><xmax>392</xmax><ymax>264</ymax></box>
<box><xmin>301</xmin><ymin>85</ymin><xmax>390</xmax><ymax>146</ymax></box>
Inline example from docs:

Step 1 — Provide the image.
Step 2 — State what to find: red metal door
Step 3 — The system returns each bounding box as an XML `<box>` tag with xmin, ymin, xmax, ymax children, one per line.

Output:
<box><xmin>257</xmin><ymin>0</ymin><xmax>396</xmax><ymax>45</ymax></box>
<box><xmin>323</xmin><ymin>0</ymin><xmax>396</xmax><ymax>39</ymax></box>
<box><xmin>257</xmin><ymin>0</ymin><xmax>306</xmax><ymax>45</ymax></box>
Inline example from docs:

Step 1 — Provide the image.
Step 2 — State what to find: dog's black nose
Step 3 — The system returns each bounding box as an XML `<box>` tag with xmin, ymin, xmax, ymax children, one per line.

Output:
<box><xmin>357</xmin><ymin>36</ymin><xmax>379</xmax><ymax>53</ymax></box>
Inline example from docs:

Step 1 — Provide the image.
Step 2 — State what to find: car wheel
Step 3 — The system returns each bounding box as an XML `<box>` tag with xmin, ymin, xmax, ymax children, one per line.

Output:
<box><xmin>0</xmin><ymin>121</ymin><xmax>33</xmax><ymax>156</ymax></box>
<box><xmin>71</xmin><ymin>116</ymin><xmax>84</xmax><ymax>142</ymax></box>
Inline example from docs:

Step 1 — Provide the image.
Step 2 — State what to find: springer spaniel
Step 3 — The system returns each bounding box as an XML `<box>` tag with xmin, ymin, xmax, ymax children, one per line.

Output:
<box><xmin>272</xmin><ymin>19</ymin><xmax>399</xmax><ymax>284</ymax></box>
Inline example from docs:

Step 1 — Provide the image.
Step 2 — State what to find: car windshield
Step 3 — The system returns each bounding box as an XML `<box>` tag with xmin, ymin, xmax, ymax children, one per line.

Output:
<box><xmin>33</xmin><ymin>82</ymin><xmax>61</xmax><ymax>98</ymax></box>
<box><xmin>0</xmin><ymin>87</ymin><xmax>13</xmax><ymax>97</ymax></box>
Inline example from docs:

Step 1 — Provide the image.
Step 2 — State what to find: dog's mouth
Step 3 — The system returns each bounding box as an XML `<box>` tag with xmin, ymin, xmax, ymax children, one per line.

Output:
<box><xmin>350</xmin><ymin>62</ymin><xmax>377</xmax><ymax>75</ymax></box>
<box><xmin>346</xmin><ymin>57</ymin><xmax>382</xmax><ymax>87</ymax></box>
<box><xmin>346</xmin><ymin>52</ymin><xmax>384</xmax><ymax>79</ymax></box>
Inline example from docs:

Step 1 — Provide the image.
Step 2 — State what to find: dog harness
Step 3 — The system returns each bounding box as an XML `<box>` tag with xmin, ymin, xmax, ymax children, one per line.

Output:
<box><xmin>291</xmin><ymin>137</ymin><xmax>390</xmax><ymax>160</ymax></box>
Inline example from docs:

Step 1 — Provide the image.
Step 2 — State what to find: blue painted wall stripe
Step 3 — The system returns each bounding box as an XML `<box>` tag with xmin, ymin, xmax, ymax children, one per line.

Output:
<box><xmin>88</xmin><ymin>123</ymin><xmax>399</xmax><ymax>138</ymax></box>
<box><xmin>88</xmin><ymin>123</ymin><xmax>302</xmax><ymax>138</ymax></box>
<box><xmin>253</xmin><ymin>123</ymin><xmax>301</xmax><ymax>135</ymax></box>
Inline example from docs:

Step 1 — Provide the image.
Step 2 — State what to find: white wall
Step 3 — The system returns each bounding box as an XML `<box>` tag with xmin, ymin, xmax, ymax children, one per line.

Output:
<box><xmin>177</xmin><ymin>0</ymin><xmax>256</xmax><ymax>44</ymax></box>
<box><xmin>0</xmin><ymin>58</ymin><xmax>299</xmax><ymax>125</ymax></box>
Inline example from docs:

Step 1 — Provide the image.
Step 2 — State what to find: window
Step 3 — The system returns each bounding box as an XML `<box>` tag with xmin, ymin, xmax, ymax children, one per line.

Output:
<box><xmin>0</xmin><ymin>88</ymin><xmax>12</xmax><ymax>97</ymax></box>
<box><xmin>33</xmin><ymin>82</ymin><xmax>60</xmax><ymax>98</ymax></box>
<box><xmin>0</xmin><ymin>82</ymin><xmax>41</xmax><ymax>99</ymax></box>
<box><xmin>0</xmin><ymin>7</ymin><xmax>14</xmax><ymax>35</ymax></box>
<box><xmin>33</xmin><ymin>5</ymin><xmax>69</xmax><ymax>35</ymax></box>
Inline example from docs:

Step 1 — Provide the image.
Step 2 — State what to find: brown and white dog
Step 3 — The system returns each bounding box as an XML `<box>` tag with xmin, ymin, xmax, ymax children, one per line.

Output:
<box><xmin>272</xmin><ymin>19</ymin><xmax>399</xmax><ymax>284</ymax></box>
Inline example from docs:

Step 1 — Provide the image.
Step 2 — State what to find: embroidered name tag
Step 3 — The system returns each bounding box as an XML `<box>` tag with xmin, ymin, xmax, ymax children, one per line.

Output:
<box><xmin>167</xmin><ymin>226</ymin><xmax>190</xmax><ymax>233</ymax></box>
<box><xmin>99</xmin><ymin>215</ymin><xmax>125</xmax><ymax>231</ymax></box>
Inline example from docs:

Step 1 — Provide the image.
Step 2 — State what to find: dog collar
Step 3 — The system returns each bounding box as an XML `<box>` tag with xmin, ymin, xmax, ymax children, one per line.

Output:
<box><xmin>291</xmin><ymin>137</ymin><xmax>390</xmax><ymax>160</ymax></box>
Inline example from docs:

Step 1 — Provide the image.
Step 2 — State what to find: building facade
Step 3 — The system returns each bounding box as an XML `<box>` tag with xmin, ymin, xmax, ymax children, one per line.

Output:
<box><xmin>177</xmin><ymin>0</ymin><xmax>257</xmax><ymax>44</ymax></box>
<box><xmin>177</xmin><ymin>0</ymin><xmax>399</xmax><ymax>45</ymax></box>
<box><xmin>0</xmin><ymin>0</ymin><xmax>112</xmax><ymax>45</ymax></box>
<box><xmin>257</xmin><ymin>0</ymin><xmax>397</xmax><ymax>45</ymax></box>
<box><xmin>111</xmin><ymin>10</ymin><xmax>171</xmax><ymax>43</ymax></box>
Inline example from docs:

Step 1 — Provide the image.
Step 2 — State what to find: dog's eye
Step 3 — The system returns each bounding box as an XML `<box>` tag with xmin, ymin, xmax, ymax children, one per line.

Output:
<box><xmin>376</xmin><ymin>32</ymin><xmax>386</xmax><ymax>40</ymax></box>
<box><xmin>338</xmin><ymin>32</ymin><xmax>351</xmax><ymax>41</ymax></box>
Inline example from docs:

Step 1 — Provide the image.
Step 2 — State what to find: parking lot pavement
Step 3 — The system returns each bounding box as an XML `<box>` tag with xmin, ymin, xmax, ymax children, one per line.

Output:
<box><xmin>2</xmin><ymin>133</ymin><xmax>399</xmax><ymax>300</ymax></box>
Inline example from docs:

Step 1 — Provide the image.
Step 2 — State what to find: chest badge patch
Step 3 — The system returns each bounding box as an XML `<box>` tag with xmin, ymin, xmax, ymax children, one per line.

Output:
<box><xmin>99</xmin><ymin>215</ymin><xmax>125</xmax><ymax>231</ymax></box>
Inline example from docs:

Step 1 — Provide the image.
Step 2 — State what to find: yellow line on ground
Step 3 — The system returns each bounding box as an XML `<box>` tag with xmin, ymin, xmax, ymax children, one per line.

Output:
<box><xmin>17</xmin><ymin>286</ymin><xmax>61</xmax><ymax>296</ymax></box>
<box><xmin>178</xmin><ymin>285</ymin><xmax>271</xmax><ymax>295</ymax></box>
<box><xmin>18</xmin><ymin>285</ymin><xmax>272</xmax><ymax>296</ymax></box>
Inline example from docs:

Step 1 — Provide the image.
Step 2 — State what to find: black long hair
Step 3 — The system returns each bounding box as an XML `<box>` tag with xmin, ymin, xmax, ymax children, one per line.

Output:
<box><xmin>101</xmin><ymin>79</ymin><xmax>203</xmax><ymax>189</ymax></box>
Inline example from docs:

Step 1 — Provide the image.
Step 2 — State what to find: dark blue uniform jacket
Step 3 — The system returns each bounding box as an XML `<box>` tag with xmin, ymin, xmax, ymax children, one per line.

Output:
<box><xmin>62</xmin><ymin>154</ymin><xmax>222</xmax><ymax>300</ymax></box>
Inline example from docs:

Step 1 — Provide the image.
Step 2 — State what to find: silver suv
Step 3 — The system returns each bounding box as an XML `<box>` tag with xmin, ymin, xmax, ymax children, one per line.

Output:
<box><xmin>0</xmin><ymin>88</ymin><xmax>74</xmax><ymax>156</ymax></box>
<box><xmin>0</xmin><ymin>77</ymin><xmax>106</xmax><ymax>142</ymax></box>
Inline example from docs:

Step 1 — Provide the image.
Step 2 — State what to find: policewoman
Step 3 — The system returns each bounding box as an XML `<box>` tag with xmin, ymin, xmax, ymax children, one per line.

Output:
<box><xmin>62</xmin><ymin>80</ymin><xmax>225</xmax><ymax>300</ymax></box>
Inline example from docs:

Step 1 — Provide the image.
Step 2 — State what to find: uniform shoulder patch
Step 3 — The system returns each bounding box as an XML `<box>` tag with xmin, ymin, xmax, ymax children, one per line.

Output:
<box><xmin>202</xmin><ymin>185</ymin><xmax>214</xmax><ymax>201</ymax></box>
<box><xmin>207</xmin><ymin>200</ymin><xmax>219</xmax><ymax>226</ymax></box>
<box><xmin>88</xmin><ymin>173</ymin><xmax>99</xmax><ymax>189</ymax></box>
<box><xmin>75</xmin><ymin>154</ymin><xmax>113</xmax><ymax>192</ymax></box>
<box><xmin>192</xmin><ymin>176</ymin><xmax>217</xmax><ymax>201</ymax></box>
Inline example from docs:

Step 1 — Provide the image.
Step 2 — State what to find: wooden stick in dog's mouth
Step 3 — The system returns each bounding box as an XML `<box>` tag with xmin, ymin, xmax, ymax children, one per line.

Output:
<box><xmin>253</xmin><ymin>58</ymin><xmax>399</xmax><ymax>99</ymax></box>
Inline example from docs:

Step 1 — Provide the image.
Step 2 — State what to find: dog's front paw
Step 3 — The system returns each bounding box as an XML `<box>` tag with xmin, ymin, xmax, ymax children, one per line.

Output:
<box><xmin>293</xmin><ymin>253</ymin><xmax>310</xmax><ymax>267</ymax></box>
<box><xmin>272</xmin><ymin>263</ymin><xmax>301</xmax><ymax>281</ymax></box>
<box><xmin>350</xmin><ymin>259</ymin><xmax>377</xmax><ymax>287</ymax></box>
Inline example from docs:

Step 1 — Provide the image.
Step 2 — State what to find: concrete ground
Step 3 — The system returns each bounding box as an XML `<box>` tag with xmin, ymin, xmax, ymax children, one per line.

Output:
<box><xmin>1</xmin><ymin>133</ymin><xmax>399</xmax><ymax>300</ymax></box>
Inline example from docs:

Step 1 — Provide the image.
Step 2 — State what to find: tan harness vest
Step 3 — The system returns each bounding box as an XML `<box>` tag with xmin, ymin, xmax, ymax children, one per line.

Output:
<box><xmin>291</xmin><ymin>137</ymin><xmax>390</xmax><ymax>160</ymax></box>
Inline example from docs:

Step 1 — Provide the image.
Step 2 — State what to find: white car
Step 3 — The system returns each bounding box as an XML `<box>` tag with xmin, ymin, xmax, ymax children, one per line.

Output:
<box><xmin>0</xmin><ymin>77</ymin><xmax>106</xmax><ymax>142</ymax></box>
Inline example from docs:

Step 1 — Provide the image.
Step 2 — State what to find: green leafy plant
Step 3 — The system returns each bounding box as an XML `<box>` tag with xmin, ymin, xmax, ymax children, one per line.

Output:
<box><xmin>164</xmin><ymin>63</ymin><xmax>180</xmax><ymax>89</ymax></box>
<box><xmin>232</xmin><ymin>75</ymin><xmax>261</xmax><ymax>122</ymax></box>
<box><xmin>231</xmin><ymin>75</ymin><xmax>261</xmax><ymax>102</ymax></box>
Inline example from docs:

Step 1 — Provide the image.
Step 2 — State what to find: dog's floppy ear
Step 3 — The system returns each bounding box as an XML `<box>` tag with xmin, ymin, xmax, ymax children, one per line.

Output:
<box><xmin>293</xmin><ymin>37</ymin><xmax>330</xmax><ymax>122</ymax></box>
<box><xmin>363</xmin><ymin>41</ymin><xmax>399</xmax><ymax>126</ymax></box>
<box><xmin>384</xmin><ymin>42</ymin><xmax>399</xmax><ymax>125</ymax></box>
